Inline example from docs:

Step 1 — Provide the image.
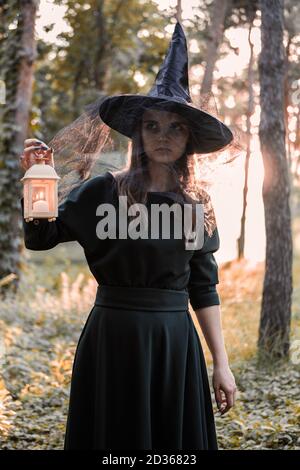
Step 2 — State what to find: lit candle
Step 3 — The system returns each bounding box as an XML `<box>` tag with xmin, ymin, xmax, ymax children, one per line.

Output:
<box><xmin>33</xmin><ymin>199</ymin><xmax>49</xmax><ymax>212</ymax></box>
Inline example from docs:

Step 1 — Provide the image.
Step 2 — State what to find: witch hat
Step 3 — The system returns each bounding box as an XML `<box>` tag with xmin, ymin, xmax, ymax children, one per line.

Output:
<box><xmin>98</xmin><ymin>21</ymin><xmax>233</xmax><ymax>154</ymax></box>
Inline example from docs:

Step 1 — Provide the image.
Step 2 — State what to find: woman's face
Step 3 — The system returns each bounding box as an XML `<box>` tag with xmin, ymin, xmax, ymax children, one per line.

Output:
<box><xmin>141</xmin><ymin>108</ymin><xmax>190</xmax><ymax>163</ymax></box>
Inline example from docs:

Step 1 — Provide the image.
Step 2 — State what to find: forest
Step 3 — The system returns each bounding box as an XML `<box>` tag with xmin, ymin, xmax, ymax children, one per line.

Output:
<box><xmin>0</xmin><ymin>0</ymin><xmax>299</xmax><ymax>452</ymax></box>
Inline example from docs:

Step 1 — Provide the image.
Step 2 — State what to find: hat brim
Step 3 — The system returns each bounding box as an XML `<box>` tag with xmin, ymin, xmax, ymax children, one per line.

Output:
<box><xmin>98</xmin><ymin>94</ymin><xmax>233</xmax><ymax>154</ymax></box>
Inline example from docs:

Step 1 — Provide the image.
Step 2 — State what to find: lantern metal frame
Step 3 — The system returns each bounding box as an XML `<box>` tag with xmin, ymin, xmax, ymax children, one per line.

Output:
<box><xmin>20</xmin><ymin>159</ymin><xmax>60</xmax><ymax>221</ymax></box>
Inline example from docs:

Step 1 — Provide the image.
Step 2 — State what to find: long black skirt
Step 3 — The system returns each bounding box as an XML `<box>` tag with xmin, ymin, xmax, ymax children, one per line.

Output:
<box><xmin>63</xmin><ymin>285</ymin><xmax>218</xmax><ymax>450</ymax></box>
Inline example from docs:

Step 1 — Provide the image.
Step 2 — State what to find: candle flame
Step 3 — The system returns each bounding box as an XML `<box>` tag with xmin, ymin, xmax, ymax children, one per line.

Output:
<box><xmin>34</xmin><ymin>190</ymin><xmax>45</xmax><ymax>201</ymax></box>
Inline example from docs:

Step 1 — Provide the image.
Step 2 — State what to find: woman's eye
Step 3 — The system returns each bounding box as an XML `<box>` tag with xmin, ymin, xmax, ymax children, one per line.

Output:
<box><xmin>171</xmin><ymin>123</ymin><xmax>185</xmax><ymax>131</ymax></box>
<box><xmin>144</xmin><ymin>122</ymin><xmax>157</xmax><ymax>130</ymax></box>
<box><xmin>143</xmin><ymin>122</ymin><xmax>187</xmax><ymax>132</ymax></box>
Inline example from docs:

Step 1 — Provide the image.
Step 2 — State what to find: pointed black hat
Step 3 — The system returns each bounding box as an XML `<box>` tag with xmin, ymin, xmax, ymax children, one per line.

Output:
<box><xmin>99</xmin><ymin>21</ymin><xmax>233</xmax><ymax>153</ymax></box>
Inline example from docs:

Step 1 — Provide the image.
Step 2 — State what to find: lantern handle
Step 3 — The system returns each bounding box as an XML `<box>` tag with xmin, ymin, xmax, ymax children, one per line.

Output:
<box><xmin>33</xmin><ymin>156</ymin><xmax>47</xmax><ymax>164</ymax></box>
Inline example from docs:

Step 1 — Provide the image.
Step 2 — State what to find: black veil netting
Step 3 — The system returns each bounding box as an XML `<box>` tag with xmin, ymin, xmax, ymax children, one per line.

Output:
<box><xmin>48</xmin><ymin>91</ymin><xmax>245</xmax><ymax>232</ymax></box>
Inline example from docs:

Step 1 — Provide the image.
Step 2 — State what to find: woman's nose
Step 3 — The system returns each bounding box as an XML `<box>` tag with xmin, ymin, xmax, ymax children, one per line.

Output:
<box><xmin>158</xmin><ymin>127</ymin><xmax>172</xmax><ymax>140</ymax></box>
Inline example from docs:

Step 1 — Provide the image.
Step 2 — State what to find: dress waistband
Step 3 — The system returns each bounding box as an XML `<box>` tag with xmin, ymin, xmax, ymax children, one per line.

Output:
<box><xmin>95</xmin><ymin>284</ymin><xmax>189</xmax><ymax>312</ymax></box>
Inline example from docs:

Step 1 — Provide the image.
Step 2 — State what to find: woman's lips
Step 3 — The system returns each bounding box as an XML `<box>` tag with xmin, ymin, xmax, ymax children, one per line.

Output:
<box><xmin>156</xmin><ymin>147</ymin><xmax>171</xmax><ymax>151</ymax></box>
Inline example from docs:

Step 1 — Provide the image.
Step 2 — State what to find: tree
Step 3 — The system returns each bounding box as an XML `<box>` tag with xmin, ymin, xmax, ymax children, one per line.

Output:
<box><xmin>237</xmin><ymin>3</ymin><xmax>257</xmax><ymax>259</ymax></box>
<box><xmin>283</xmin><ymin>0</ymin><xmax>300</xmax><ymax>185</ymax></box>
<box><xmin>49</xmin><ymin>0</ymin><xmax>169</xmax><ymax>127</ymax></box>
<box><xmin>0</xmin><ymin>0</ymin><xmax>39</xmax><ymax>294</ymax></box>
<box><xmin>258</xmin><ymin>0</ymin><xmax>293</xmax><ymax>360</ymax></box>
<box><xmin>200</xmin><ymin>0</ymin><xmax>231</xmax><ymax>95</ymax></box>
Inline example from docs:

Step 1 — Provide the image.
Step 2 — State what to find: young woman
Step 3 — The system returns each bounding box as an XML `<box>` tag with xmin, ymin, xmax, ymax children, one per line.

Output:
<box><xmin>19</xmin><ymin>21</ymin><xmax>237</xmax><ymax>450</ymax></box>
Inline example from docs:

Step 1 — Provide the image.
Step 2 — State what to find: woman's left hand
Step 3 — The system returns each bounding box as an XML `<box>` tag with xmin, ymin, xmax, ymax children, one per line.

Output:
<box><xmin>212</xmin><ymin>363</ymin><xmax>237</xmax><ymax>415</ymax></box>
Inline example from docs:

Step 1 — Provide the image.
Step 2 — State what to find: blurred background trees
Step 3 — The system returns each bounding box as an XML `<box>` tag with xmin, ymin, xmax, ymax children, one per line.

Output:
<box><xmin>0</xmin><ymin>0</ymin><xmax>39</xmax><ymax>294</ymax></box>
<box><xmin>0</xmin><ymin>0</ymin><xmax>299</xmax><ymax>362</ymax></box>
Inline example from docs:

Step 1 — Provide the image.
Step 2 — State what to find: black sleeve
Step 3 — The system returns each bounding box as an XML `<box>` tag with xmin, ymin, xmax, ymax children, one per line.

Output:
<box><xmin>20</xmin><ymin>182</ymin><xmax>88</xmax><ymax>251</ymax></box>
<box><xmin>187</xmin><ymin>225</ymin><xmax>221</xmax><ymax>310</ymax></box>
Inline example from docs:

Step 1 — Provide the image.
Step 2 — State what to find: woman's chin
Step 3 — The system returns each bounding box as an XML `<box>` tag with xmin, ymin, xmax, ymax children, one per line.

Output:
<box><xmin>147</xmin><ymin>153</ymin><xmax>179</xmax><ymax>163</ymax></box>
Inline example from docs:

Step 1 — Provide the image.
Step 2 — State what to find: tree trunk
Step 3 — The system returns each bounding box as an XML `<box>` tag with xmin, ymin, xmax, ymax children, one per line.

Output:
<box><xmin>200</xmin><ymin>0</ymin><xmax>230</xmax><ymax>95</ymax></box>
<box><xmin>0</xmin><ymin>0</ymin><xmax>39</xmax><ymax>295</ymax></box>
<box><xmin>284</xmin><ymin>35</ymin><xmax>292</xmax><ymax>175</ymax></box>
<box><xmin>237</xmin><ymin>15</ymin><xmax>255</xmax><ymax>259</ymax></box>
<box><xmin>258</xmin><ymin>0</ymin><xmax>293</xmax><ymax>360</ymax></box>
<box><xmin>15</xmin><ymin>0</ymin><xmax>39</xmax><ymax>152</ymax></box>
<box><xmin>176</xmin><ymin>0</ymin><xmax>182</xmax><ymax>23</ymax></box>
<box><xmin>93</xmin><ymin>0</ymin><xmax>109</xmax><ymax>90</ymax></box>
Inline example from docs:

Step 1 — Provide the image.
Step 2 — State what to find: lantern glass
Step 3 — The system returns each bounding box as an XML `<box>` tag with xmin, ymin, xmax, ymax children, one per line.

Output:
<box><xmin>31</xmin><ymin>179</ymin><xmax>56</xmax><ymax>213</ymax></box>
<box><xmin>24</xmin><ymin>179</ymin><xmax>58</xmax><ymax>218</ymax></box>
<box><xmin>21</xmin><ymin>163</ymin><xmax>60</xmax><ymax>220</ymax></box>
<box><xmin>32</xmin><ymin>184</ymin><xmax>49</xmax><ymax>212</ymax></box>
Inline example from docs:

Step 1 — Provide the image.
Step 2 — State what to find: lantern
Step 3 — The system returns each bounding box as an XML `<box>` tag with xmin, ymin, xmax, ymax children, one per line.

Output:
<box><xmin>20</xmin><ymin>158</ymin><xmax>60</xmax><ymax>221</ymax></box>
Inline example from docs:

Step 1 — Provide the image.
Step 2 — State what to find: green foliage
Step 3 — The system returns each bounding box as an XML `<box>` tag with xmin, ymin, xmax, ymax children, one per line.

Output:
<box><xmin>0</xmin><ymin>254</ymin><xmax>299</xmax><ymax>449</ymax></box>
<box><xmin>31</xmin><ymin>0</ymin><xmax>171</xmax><ymax>140</ymax></box>
<box><xmin>213</xmin><ymin>358</ymin><xmax>300</xmax><ymax>450</ymax></box>
<box><xmin>0</xmin><ymin>1</ymin><xmax>28</xmax><ymax>287</ymax></box>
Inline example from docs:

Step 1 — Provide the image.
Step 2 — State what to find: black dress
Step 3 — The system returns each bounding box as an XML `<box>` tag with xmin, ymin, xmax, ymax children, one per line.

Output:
<box><xmin>20</xmin><ymin>170</ymin><xmax>221</xmax><ymax>450</ymax></box>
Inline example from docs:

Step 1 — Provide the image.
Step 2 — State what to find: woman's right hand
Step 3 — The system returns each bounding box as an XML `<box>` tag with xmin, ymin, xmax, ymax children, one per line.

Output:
<box><xmin>20</xmin><ymin>139</ymin><xmax>56</xmax><ymax>223</ymax></box>
<box><xmin>20</xmin><ymin>138</ymin><xmax>54</xmax><ymax>173</ymax></box>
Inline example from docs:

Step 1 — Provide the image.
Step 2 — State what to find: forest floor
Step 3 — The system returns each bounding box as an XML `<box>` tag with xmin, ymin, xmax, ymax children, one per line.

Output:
<box><xmin>0</xmin><ymin>242</ymin><xmax>299</xmax><ymax>450</ymax></box>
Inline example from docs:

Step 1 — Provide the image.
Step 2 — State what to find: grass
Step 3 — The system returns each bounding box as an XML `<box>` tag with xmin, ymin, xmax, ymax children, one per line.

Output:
<box><xmin>0</xmin><ymin>232</ymin><xmax>299</xmax><ymax>449</ymax></box>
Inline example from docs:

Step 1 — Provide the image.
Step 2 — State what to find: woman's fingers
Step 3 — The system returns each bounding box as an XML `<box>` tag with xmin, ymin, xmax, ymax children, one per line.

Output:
<box><xmin>24</xmin><ymin>138</ymin><xmax>45</xmax><ymax>147</ymax></box>
<box><xmin>214</xmin><ymin>387</ymin><xmax>226</xmax><ymax>411</ymax></box>
<box><xmin>20</xmin><ymin>141</ymin><xmax>54</xmax><ymax>170</ymax></box>
<box><xmin>218</xmin><ymin>387</ymin><xmax>237</xmax><ymax>415</ymax></box>
<box><xmin>218</xmin><ymin>390</ymin><xmax>227</xmax><ymax>412</ymax></box>
<box><xmin>213</xmin><ymin>365</ymin><xmax>238</xmax><ymax>416</ymax></box>
<box><xmin>214</xmin><ymin>388</ymin><xmax>223</xmax><ymax>411</ymax></box>
<box><xmin>214</xmin><ymin>385</ymin><xmax>236</xmax><ymax>415</ymax></box>
<box><xmin>219</xmin><ymin>393</ymin><xmax>233</xmax><ymax>415</ymax></box>
<box><xmin>20</xmin><ymin>146</ymin><xmax>41</xmax><ymax>170</ymax></box>
<box><xmin>20</xmin><ymin>152</ymin><xmax>35</xmax><ymax>171</ymax></box>
<box><xmin>23</xmin><ymin>145</ymin><xmax>48</xmax><ymax>154</ymax></box>
<box><xmin>43</xmin><ymin>147</ymin><xmax>54</xmax><ymax>167</ymax></box>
